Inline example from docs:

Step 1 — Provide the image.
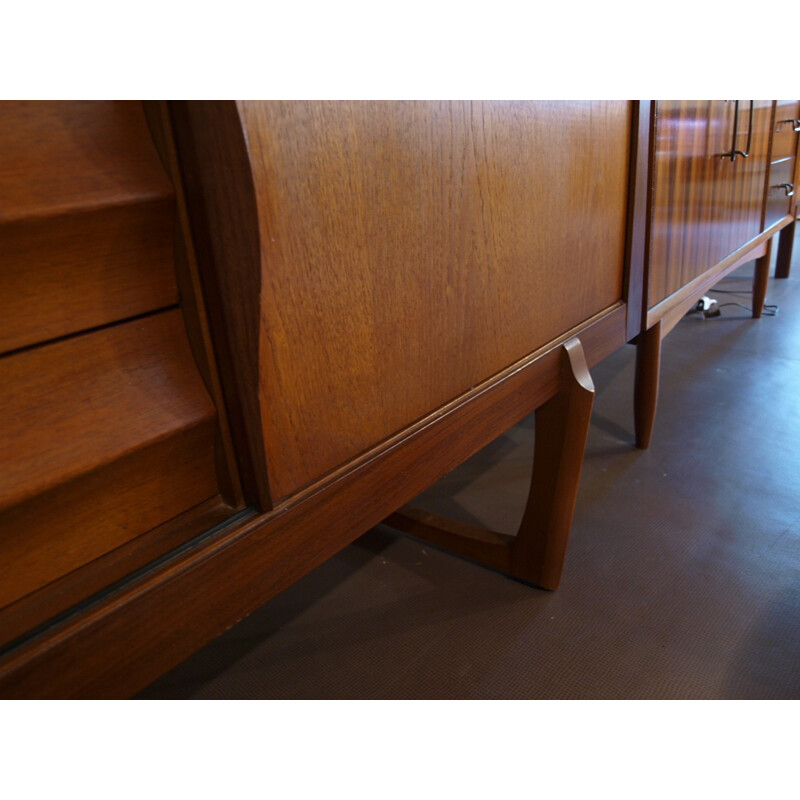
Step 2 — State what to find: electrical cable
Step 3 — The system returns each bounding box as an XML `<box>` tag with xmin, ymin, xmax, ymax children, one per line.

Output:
<box><xmin>706</xmin><ymin>286</ymin><xmax>780</xmax><ymax>316</ymax></box>
<box><xmin>714</xmin><ymin>302</ymin><xmax>779</xmax><ymax>316</ymax></box>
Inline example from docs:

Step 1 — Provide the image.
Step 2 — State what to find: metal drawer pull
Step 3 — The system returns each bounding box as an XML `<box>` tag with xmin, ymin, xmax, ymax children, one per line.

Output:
<box><xmin>778</xmin><ymin>119</ymin><xmax>800</xmax><ymax>133</ymax></box>
<box><xmin>720</xmin><ymin>100</ymin><xmax>754</xmax><ymax>161</ymax></box>
<box><xmin>775</xmin><ymin>183</ymin><xmax>795</xmax><ymax>197</ymax></box>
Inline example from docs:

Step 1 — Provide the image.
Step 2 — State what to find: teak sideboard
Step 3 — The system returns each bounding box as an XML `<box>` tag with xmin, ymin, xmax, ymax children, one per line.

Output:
<box><xmin>0</xmin><ymin>100</ymin><xmax>796</xmax><ymax>698</ymax></box>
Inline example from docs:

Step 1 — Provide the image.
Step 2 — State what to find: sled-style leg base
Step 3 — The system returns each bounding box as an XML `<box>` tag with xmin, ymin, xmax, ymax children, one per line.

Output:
<box><xmin>385</xmin><ymin>337</ymin><xmax>595</xmax><ymax>591</ymax></box>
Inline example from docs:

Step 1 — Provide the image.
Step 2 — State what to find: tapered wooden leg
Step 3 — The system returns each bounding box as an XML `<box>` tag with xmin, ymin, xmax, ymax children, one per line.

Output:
<box><xmin>510</xmin><ymin>338</ymin><xmax>594</xmax><ymax>590</ymax></box>
<box><xmin>775</xmin><ymin>219</ymin><xmax>795</xmax><ymax>280</ymax></box>
<box><xmin>752</xmin><ymin>237</ymin><xmax>772</xmax><ymax>319</ymax></box>
<box><xmin>384</xmin><ymin>337</ymin><xmax>595</xmax><ymax>591</ymax></box>
<box><xmin>634</xmin><ymin>320</ymin><xmax>661</xmax><ymax>450</ymax></box>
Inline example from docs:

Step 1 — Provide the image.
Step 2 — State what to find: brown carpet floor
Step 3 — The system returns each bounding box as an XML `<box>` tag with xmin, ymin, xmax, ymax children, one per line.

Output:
<box><xmin>139</xmin><ymin>247</ymin><xmax>800</xmax><ymax>699</ymax></box>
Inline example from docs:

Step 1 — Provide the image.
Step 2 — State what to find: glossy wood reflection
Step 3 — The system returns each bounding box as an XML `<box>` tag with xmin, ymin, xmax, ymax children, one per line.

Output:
<box><xmin>765</xmin><ymin>102</ymin><xmax>799</xmax><ymax>231</ymax></box>
<box><xmin>648</xmin><ymin>100</ymin><xmax>772</xmax><ymax>308</ymax></box>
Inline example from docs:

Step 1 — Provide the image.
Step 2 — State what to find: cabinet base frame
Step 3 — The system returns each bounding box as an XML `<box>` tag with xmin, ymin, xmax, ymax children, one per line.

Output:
<box><xmin>635</xmin><ymin>223</ymin><xmax>790</xmax><ymax>450</ymax></box>
<box><xmin>385</xmin><ymin>338</ymin><xmax>595</xmax><ymax>591</ymax></box>
<box><xmin>0</xmin><ymin>309</ymin><xmax>625</xmax><ymax>698</ymax></box>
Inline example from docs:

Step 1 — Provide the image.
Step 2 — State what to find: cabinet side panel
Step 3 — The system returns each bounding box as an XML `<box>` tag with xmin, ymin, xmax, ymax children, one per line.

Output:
<box><xmin>239</xmin><ymin>101</ymin><xmax>631</xmax><ymax>499</ymax></box>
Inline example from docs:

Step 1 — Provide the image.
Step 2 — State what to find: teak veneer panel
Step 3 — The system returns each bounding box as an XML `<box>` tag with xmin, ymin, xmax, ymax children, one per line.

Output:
<box><xmin>176</xmin><ymin>101</ymin><xmax>632</xmax><ymax>501</ymax></box>
<box><xmin>0</xmin><ymin>310</ymin><xmax>219</xmax><ymax>609</ymax></box>
<box><xmin>765</xmin><ymin>159</ymin><xmax>796</xmax><ymax>230</ymax></box>
<box><xmin>0</xmin><ymin>310</ymin><xmax>213</xmax><ymax>509</ymax></box>
<box><xmin>0</xmin><ymin>101</ymin><xmax>173</xmax><ymax>223</ymax></box>
<box><xmin>771</xmin><ymin>101</ymin><xmax>800</xmax><ymax>162</ymax></box>
<box><xmin>765</xmin><ymin>102</ymin><xmax>799</xmax><ymax>231</ymax></box>
<box><xmin>0</xmin><ymin>200</ymin><xmax>178</xmax><ymax>354</ymax></box>
<box><xmin>648</xmin><ymin>100</ymin><xmax>772</xmax><ymax>309</ymax></box>
<box><xmin>0</xmin><ymin>424</ymin><xmax>218</xmax><ymax>614</ymax></box>
<box><xmin>0</xmin><ymin>101</ymin><xmax>178</xmax><ymax>353</ymax></box>
<box><xmin>0</xmin><ymin>497</ymin><xmax>237</xmax><ymax>649</ymax></box>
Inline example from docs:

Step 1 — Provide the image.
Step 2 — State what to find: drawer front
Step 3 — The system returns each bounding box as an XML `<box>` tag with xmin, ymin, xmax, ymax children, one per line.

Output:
<box><xmin>765</xmin><ymin>158</ymin><xmax>796</xmax><ymax>229</ymax></box>
<box><xmin>0</xmin><ymin>101</ymin><xmax>178</xmax><ymax>355</ymax></box>
<box><xmin>772</xmin><ymin>101</ymin><xmax>800</xmax><ymax>162</ymax></box>
<box><xmin>0</xmin><ymin>198</ymin><xmax>178</xmax><ymax>354</ymax></box>
<box><xmin>795</xmin><ymin>155</ymin><xmax>800</xmax><ymax>219</ymax></box>
<box><xmin>0</xmin><ymin>310</ymin><xmax>219</xmax><ymax>611</ymax></box>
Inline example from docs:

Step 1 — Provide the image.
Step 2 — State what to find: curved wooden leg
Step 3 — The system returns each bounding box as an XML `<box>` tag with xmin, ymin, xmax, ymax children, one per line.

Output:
<box><xmin>384</xmin><ymin>337</ymin><xmax>595</xmax><ymax>591</ymax></box>
<box><xmin>752</xmin><ymin>237</ymin><xmax>772</xmax><ymax>319</ymax></box>
<box><xmin>634</xmin><ymin>320</ymin><xmax>661</xmax><ymax>450</ymax></box>
<box><xmin>775</xmin><ymin>219</ymin><xmax>795</xmax><ymax>280</ymax></box>
<box><xmin>511</xmin><ymin>338</ymin><xmax>595</xmax><ymax>590</ymax></box>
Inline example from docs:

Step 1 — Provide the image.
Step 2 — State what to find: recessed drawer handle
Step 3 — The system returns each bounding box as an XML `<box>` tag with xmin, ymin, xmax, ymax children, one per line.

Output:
<box><xmin>775</xmin><ymin>183</ymin><xmax>795</xmax><ymax>197</ymax></box>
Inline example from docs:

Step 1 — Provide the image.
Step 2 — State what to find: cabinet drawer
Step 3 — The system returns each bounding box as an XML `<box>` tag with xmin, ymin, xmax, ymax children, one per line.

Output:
<box><xmin>765</xmin><ymin>158</ymin><xmax>795</xmax><ymax>229</ymax></box>
<box><xmin>0</xmin><ymin>310</ymin><xmax>219</xmax><ymax>612</ymax></box>
<box><xmin>0</xmin><ymin>198</ymin><xmax>178</xmax><ymax>354</ymax></box>
<box><xmin>0</xmin><ymin>101</ymin><xmax>178</xmax><ymax>355</ymax></box>
<box><xmin>772</xmin><ymin>102</ymin><xmax>800</xmax><ymax>162</ymax></box>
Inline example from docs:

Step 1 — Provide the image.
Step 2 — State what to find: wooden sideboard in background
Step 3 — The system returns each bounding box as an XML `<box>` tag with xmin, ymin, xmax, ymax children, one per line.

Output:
<box><xmin>634</xmin><ymin>100</ymin><xmax>797</xmax><ymax>449</ymax></box>
<box><xmin>0</xmin><ymin>100</ymin><xmax>795</xmax><ymax>698</ymax></box>
<box><xmin>774</xmin><ymin>101</ymin><xmax>800</xmax><ymax>279</ymax></box>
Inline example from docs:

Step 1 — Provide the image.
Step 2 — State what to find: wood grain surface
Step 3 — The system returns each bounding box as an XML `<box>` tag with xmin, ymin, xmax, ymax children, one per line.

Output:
<box><xmin>142</xmin><ymin>100</ymin><xmax>245</xmax><ymax>510</ymax></box>
<box><xmin>771</xmin><ymin>101</ymin><xmax>800</xmax><ymax>162</ymax></box>
<box><xmin>0</xmin><ymin>101</ymin><xmax>178</xmax><ymax>353</ymax></box>
<box><xmin>0</xmin><ymin>199</ymin><xmax>177</xmax><ymax>353</ymax></box>
<box><xmin>170</xmin><ymin>101</ymin><xmax>272</xmax><ymax>509</ymax></box>
<box><xmin>178</xmin><ymin>101</ymin><xmax>632</xmax><ymax>501</ymax></box>
<box><xmin>0</xmin><ymin>498</ymin><xmax>237</xmax><ymax>649</ymax></box>
<box><xmin>765</xmin><ymin>101</ymin><xmax>798</xmax><ymax>230</ymax></box>
<box><xmin>765</xmin><ymin>158</ymin><xmax>795</xmax><ymax>230</ymax></box>
<box><xmin>0</xmin><ymin>310</ymin><xmax>219</xmax><ymax>609</ymax></box>
<box><xmin>648</xmin><ymin>100</ymin><xmax>772</xmax><ymax>308</ymax></box>
<box><xmin>0</xmin><ymin>101</ymin><xmax>173</xmax><ymax>223</ymax></box>
<box><xmin>624</xmin><ymin>101</ymin><xmax>654</xmax><ymax>341</ymax></box>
